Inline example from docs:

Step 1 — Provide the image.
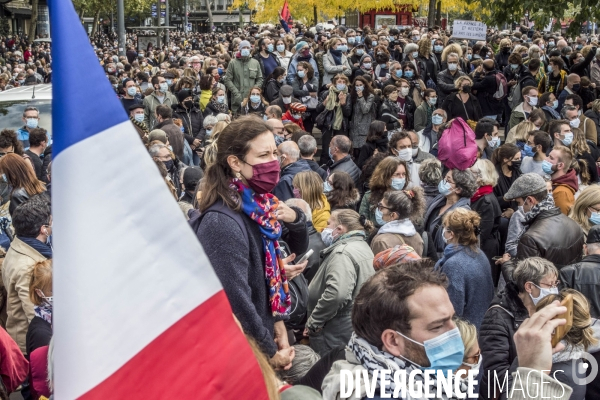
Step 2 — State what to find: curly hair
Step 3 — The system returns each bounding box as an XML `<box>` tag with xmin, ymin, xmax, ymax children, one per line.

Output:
<box><xmin>442</xmin><ymin>208</ymin><xmax>481</xmax><ymax>249</ymax></box>
<box><xmin>0</xmin><ymin>129</ymin><xmax>24</xmax><ymax>155</ymax></box>
<box><xmin>369</xmin><ymin>157</ymin><xmax>410</xmax><ymax>206</ymax></box>
<box><xmin>383</xmin><ymin>187</ymin><xmax>426</xmax><ymax>222</ymax></box>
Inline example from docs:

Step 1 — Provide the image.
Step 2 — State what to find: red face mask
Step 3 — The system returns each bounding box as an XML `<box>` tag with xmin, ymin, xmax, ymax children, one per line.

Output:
<box><xmin>242</xmin><ymin>159</ymin><xmax>280</xmax><ymax>194</ymax></box>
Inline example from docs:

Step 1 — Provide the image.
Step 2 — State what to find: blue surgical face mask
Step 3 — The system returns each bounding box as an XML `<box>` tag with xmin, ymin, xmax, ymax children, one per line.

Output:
<box><xmin>323</xmin><ymin>180</ymin><xmax>333</xmax><ymax>193</ymax></box>
<box><xmin>523</xmin><ymin>144</ymin><xmax>535</xmax><ymax>157</ymax></box>
<box><xmin>395</xmin><ymin>69</ymin><xmax>403</xmax><ymax>78</ymax></box>
<box><xmin>467</xmin><ymin>54</ymin><xmax>472</xmax><ymax>60</ymax></box>
<box><xmin>562</xmin><ymin>132</ymin><xmax>574</xmax><ymax>146</ymax></box>
<box><xmin>348</xmin><ymin>37</ymin><xmax>356</xmax><ymax>44</ymax></box>
<box><xmin>542</xmin><ymin>159</ymin><xmax>555</xmax><ymax>175</ymax></box>
<box><xmin>336</xmin><ymin>83</ymin><xmax>346</xmax><ymax>91</ymax></box>
<box><xmin>206</xmin><ymin>129</ymin><xmax>213</xmax><ymax>136</ymax></box>
<box><xmin>391</xmin><ymin>177</ymin><xmax>406</xmax><ymax>190</ymax></box>
<box><xmin>510</xmin><ymin>63</ymin><xmax>518</xmax><ymax>69</ymax></box>
<box><xmin>372</xmin><ymin>41</ymin><xmax>378</xmax><ymax>47</ymax></box>
<box><xmin>134</xmin><ymin>114</ymin><xmax>145</xmax><ymax>123</ymax></box>
<box><xmin>250</xmin><ymin>94</ymin><xmax>261</xmax><ymax>103</ymax></box>
<box><xmin>277</xmin><ymin>44</ymin><xmax>285</xmax><ymax>53</ymax></box>
<box><xmin>404</xmin><ymin>70</ymin><xmax>414</xmax><ymax>79</ymax></box>
<box><xmin>547</xmin><ymin>65</ymin><xmax>553</xmax><ymax>73</ymax></box>
<box><xmin>434</xmin><ymin>45</ymin><xmax>443</xmax><ymax>52</ymax></box>
<box><xmin>267</xmin><ymin>44</ymin><xmax>274</xmax><ymax>52</ymax></box>
<box><xmin>590</xmin><ymin>212</ymin><xmax>600</xmax><ymax>225</ymax></box>
<box><xmin>241</xmin><ymin>48</ymin><xmax>250</xmax><ymax>57</ymax></box>
<box><xmin>428</xmin><ymin>97</ymin><xmax>437</xmax><ymax>106</ymax></box>
<box><xmin>297</xmin><ymin>70</ymin><xmax>306</xmax><ymax>78</ymax></box>
<box><xmin>363</xmin><ymin>62</ymin><xmax>372</xmax><ymax>69</ymax></box>
<box><xmin>328</xmin><ymin>147</ymin><xmax>334</xmax><ymax>160</ymax></box>
<box><xmin>432</xmin><ymin>114</ymin><xmax>443</xmax><ymax>125</ymax></box>
<box><xmin>159</xmin><ymin>82</ymin><xmax>169</xmax><ymax>93</ymax></box>
<box><xmin>355</xmin><ymin>85</ymin><xmax>364</xmax><ymax>92</ymax></box>
<box><xmin>438</xmin><ymin>179</ymin><xmax>453</xmax><ymax>196</ymax></box>
<box><xmin>321</xmin><ymin>228</ymin><xmax>336</xmax><ymax>246</ymax></box>
<box><xmin>217</xmin><ymin>95</ymin><xmax>225</xmax><ymax>103</ymax></box>
<box><xmin>338</xmin><ymin>45</ymin><xmax>348</xmax><ymax>52</ymax></box>
<box><xmin>26</xmin><ymin>118</ymin><xmax>39</xmax><ymax>129</ymax></box>
<box><xmin>356</xmin><ymin>49</ymin><xmax>364</xmax><ymax>56</ymax></box>
<box><xmin>375</xmin><ymin>207</ymin><xmax>386</xmax><ymax>226</ymax></box>
<box><xmin>127</xmin><ymin>87</ymin><xmax>137</xmax><ymax>97</ymax></box>
<box><xmin>397</xmin><ymin>327</ymin><xmax>465</xmax><ymax>372</ymax></box>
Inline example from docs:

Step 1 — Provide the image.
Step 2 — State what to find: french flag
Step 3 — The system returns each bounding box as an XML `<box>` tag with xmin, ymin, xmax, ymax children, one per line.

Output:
<box><xmin>48</xmin><ymin>0</ymin><xmax>268</xmax><ymax>398</ymax></box>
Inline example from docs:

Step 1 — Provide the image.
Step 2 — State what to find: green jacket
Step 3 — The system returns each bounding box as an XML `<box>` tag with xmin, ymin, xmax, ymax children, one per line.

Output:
<box><xmin>307</xmin><ymin>234</ymin><xmax>374</xmax><ymax>330</ymax></box>
<box><xmin>222</xmin><ymin>55</ymin><xmax>263</xmax><ymax>113</ymax></box>
<box><xmin>142</xmin><ymin>91</ymin><xmax>178</xmax><ymax>128</ymax></box>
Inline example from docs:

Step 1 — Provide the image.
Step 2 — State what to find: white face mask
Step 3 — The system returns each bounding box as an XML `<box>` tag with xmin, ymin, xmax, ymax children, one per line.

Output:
<box><xmin>321</xmin><ymin>228</ymin><xmax>337</xmax><ymax>246</ymax></box>
<box><xmin>569</xmin><ymin>118</ymin><xmax>581</xmax><ymax>128</ymax></box>
<box><xmin>462</xmin><ymin>354</ymin><xmax>483</xmax><ymax>370</ymax></box>
<box><xmin>282</xmin><ymin>96</ymin><xmax>292</xmax><ymax>104</ymax></box>
<box><xmin>400</xmin><ymin>87</ymin><xmax>410</xmax><ymax>97</ymax></box>
<box><xmin>529</xmin><ymin>283</ymin><xmax>559</xmax><ymax>305</ymax></box>
<box><xmin>527</xmin><ymin>96</ymin><xmax>538</xmax><ymax>106</ymax></box>
<box><xmin>397</xmin><ymin>148</ymin><xmax>412</xmax><ymax>162</ymax></box>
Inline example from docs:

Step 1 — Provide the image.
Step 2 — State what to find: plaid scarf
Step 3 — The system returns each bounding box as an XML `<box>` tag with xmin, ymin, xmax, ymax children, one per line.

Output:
<box><xmin>209</xmin><ymin>99</ymin><xmax>229</xmax><ymax>114</ymax></box>
<box><xmin>231</xmin><ymin>178</ymin><xmax>291</xmax><ymax>317</ymax></box>
<box><xmin>324</xmin><ymin>85</ymin><xmax>348</xmax><ymax>131</ymax></box>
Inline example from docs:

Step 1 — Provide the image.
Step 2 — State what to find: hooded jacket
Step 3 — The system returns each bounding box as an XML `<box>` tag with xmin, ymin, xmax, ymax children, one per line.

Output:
<box><xmin>552</xmin><ymin>169</ymin><xmax>578</xmax><ymax>215</ymax></box>
<box><xmin>370</xmin><ymin>219</ymin><xmax>424</xmax><ymax>257</ymax></box>
<box><xmin>272</xmin><ymin>159</ymin><xmax>313</xmax><ymax>202</ymax></box>
<box><xmin>222</xmin><ymin>53</ymin><xmax>264</xmax><ymax>113</ymax></box>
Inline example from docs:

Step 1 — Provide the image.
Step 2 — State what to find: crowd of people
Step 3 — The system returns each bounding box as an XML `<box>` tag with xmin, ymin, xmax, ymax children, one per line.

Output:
<box><xmin>2</xmin><ymin>18</ymin><xmax>600</xmax><ymax>399</ymax></box>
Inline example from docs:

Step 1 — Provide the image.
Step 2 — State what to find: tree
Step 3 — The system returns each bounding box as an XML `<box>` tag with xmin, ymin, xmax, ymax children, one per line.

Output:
<box><xmin>28</xmin><ymin>0</ymin><xmax>38</xmax><ymax>43</ymax></box>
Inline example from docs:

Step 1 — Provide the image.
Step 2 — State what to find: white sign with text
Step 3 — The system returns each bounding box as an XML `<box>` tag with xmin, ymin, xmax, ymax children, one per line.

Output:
<box><xmin>452</xmin><ymin>20</ymin><xmax>487</xmax><ymax>41</ymax></box>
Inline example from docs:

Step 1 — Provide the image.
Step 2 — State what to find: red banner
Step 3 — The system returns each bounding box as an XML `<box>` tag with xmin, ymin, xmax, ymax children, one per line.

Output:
<box><xmin>281</xmin><ymin>0</ymin><xmax>293</xmax><ymax>25</ymax></box>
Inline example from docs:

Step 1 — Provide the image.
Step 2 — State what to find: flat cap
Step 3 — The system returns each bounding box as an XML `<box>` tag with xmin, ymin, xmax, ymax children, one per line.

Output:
<box><xmin>280</xmin><ymin>85</ymin><xmax>293</xmax><ymax>97</ymax></box>
<box><xmin>504</xmin><ymin>173</ymin><xmax>547</xmax><ymax>200</ymax></box>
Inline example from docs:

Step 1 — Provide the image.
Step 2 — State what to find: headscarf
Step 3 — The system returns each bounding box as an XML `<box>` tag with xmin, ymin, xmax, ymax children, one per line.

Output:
<box><xmin>373</xmin><ymin>245</ymin><xmax>421</xmax><ymax>270</ymax></box>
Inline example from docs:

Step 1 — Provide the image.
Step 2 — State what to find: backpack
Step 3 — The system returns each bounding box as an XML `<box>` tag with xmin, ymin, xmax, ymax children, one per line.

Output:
<box><xmin>437</xmin><ymin>117</ymin><xmax>478</xmax><ymax>170</ymax></box>
<box><xmin>508</xmin><ymin>79</ymin><xmax>523</xmax><ymax>110</ymax></box>
<box><xmin>492</xmin><ymin>72</ymin><xmax>508</xmax><ymax>101</ymax></box>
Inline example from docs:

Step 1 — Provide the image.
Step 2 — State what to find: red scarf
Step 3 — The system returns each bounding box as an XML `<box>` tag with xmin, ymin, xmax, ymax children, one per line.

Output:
<box><xmin>470</xmin><ymin>185</ymin><xmax>493</xmax><ymax>203</ymax></box>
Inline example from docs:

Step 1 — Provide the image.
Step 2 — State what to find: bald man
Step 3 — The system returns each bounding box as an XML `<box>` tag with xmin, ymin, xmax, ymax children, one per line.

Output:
<box><xmin>266</xmin><ymin>117</ymin><xmax>286</xmax><ymax>145</ymax></box>
<box><xmin>272</xmin><ymin>141</ymin><xmax>312</xmax><ymax>201</ymax></box>
<box><xmin>557</xmin><ymin>73</ymin><xmax>581</xmax><ymax>111</ymax></box>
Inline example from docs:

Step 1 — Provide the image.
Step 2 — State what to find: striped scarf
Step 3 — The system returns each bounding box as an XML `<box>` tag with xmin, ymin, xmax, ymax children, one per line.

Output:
<box><xmin>231</xmin><ymin>178</ymin><xmax>291</xmax><ymax>317</ymax></box>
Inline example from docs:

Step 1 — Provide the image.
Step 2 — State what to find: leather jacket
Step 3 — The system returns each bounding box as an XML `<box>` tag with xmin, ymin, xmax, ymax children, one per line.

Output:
<box><xmin>560</xmin><ymin>254</ymin><xmax>600</xmax><ymax>318</ymax></box>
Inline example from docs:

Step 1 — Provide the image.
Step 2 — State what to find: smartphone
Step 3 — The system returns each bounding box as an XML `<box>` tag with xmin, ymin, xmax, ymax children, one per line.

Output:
<box><xmin>296</xmin><ymin>249</ymin><xmax>314</xmax><ymax>264</ymax></box>
<box><xmin>551</xmin><ymin>294</ymin><xmax>574</xmax><ymax>348</ymax></box>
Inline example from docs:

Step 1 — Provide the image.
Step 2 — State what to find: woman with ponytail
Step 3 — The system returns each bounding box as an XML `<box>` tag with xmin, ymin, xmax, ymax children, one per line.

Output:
<box><xmin>435</xmin><ymin>208</ymin><xmax>494</xmax><ymax>328</ymax></box>
<box><xmin>190</xmin><ymin>115</ymin><xmax>310</xmax><ymax>370</ymax></box>
<box><xmin>305</xmin><ymin>209</ymin><xmax>375</xmax><ymax>356</ymax></box>
<box><xmin>370</xmin><ymin>188</ymin><xmax>426</xmax><ymax>256</ymax></box>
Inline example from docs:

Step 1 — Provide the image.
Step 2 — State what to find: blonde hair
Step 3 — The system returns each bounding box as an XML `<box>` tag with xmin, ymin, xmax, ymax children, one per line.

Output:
<box><xmin>442</xmin><ymin>208</ymin><xmax>481</xmax><ymax>248</ymax></box>
<box><xmin>570</xmin><ymin>127</ymin><xmax>591</xmax><ymax>157</ymax></box>
<box><xmin>211</xmin><ymin>121</ymin><xmax>229</xmax><ymax>142</ymax></box>
<box><xmin>472</xmin><ymin>159</ymin><xmax>499</xmax><ymax>187</ymax></box>
<box><xmin>514</xmin><ymin>121</ymin><xmax>536</xmax><ymax>143</ymax></box>
<box><xmin>332</xmin><ymin>209</ymin><xmax>373</xmax><ymax>234</ymax></box>
<box><xmin>245</xmin><ymin>335</ymin><xmax>282</xmax><ymax>400</ymax></box>
<box><xmin>569</xmin><ymin>185</ymin><xmax>600</xmax><ymax>234</ymax></box>
<box><xmin>292</xmin><ymin>171</ymin><xmax>325</xmax><ymax>211</ymax></box>
<box><xmin>537</xmin><ymin>289</ymin><xmax>598</xmax><ymax>351</ymax></box>
<box><xmin>454</xmin><ymin>75</ymin><xmax>473</xmax><ymax>89</ymax></box>
<box><xmin>455</xmin><ymin>318</ymin><xmax>478</xmax><ymax>360</ymax></box>
<box><xmin>29</xmin><ymin>260</ymin><xmax>52</xmax><ymax>305</ymax></box>
<box><xmin>441</xmin><ymin>43</ymin><xmax>463</xmax><ymax>62</ymax></box>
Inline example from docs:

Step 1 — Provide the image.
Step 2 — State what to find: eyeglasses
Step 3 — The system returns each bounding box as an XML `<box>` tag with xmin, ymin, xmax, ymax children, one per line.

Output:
<box><xmin>536</xmin><ymin>280</ymin><xmax>560</xmax><ymax>289</ymax></box>
<box><xmin>377</xmin><ymin>202</ymin><xmax>393</xmax><ymax>212</ymax></box>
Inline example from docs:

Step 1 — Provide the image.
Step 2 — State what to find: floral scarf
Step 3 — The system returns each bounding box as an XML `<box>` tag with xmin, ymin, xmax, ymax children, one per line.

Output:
<box><xmin>231</xmin><ymin>178</ymin><xmax>291</xmax><ymax>317</ymax></box>
<box><xmin>35</xmin><ymin>300</ymin><xmax>52</xmax><ymax>325</ymax></box>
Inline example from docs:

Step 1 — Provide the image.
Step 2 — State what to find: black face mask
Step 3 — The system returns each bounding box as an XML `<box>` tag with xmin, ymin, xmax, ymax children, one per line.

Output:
<box><xmin>511</xmin><ymin>160</ymin><xmax>522</xmax><ymax>170</ymax></box>
<box><xmin>462</xmin><ymin>85</ymin><xmax>472</xmax><ymax>93</ymax></box>
<box><xmin>184</xmin><ymin>100</ymin><xmax>194</xmax><ymax>109</ymax></box>
<box><xmin>163</xmin><ymin>159</ymin><xmax>174</xmax><ymax>171</ymax></box>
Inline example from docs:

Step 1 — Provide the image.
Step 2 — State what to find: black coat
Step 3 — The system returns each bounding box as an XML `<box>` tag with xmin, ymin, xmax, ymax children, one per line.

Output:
<box><xmin>470</xmin><ymin>192</ymin><xmax>502</xmax><ymax>283</ymax></box>
<box><xmin>264</xmin><ymin>78</ymin><xmax>282</xmax><ymax>103</ymax></box>
<box><xmin>304</xmin><ymin>158</ymin><xmax>328</xmax><ymax>181</ymax></box>
<box><xmin>441</xmin><ymin>93</ymin><xmax>483</xmax><ymax>122</ymax></box>
<box><xmin>472</xmin><ymin>70</ymin><xmax>503</xmax><ymax>116</ymax></box>
<box><xmin>327</xmin><ymin>155</ymin><xmax>361</xmax><ymax>188</ymax></box>
<box><xmin>560</xmin><ymin>253</ymin><xmax>600</xmax><ymax>318</ymax></box>
<box><xmin>172</xmin><ymin>103</ymin><xmax>204</xmax><ymax>144</ymax></box>
<box><xmin>378</xmin><ymin>99</ymin><xmax>402</xmax><ymax>131</ymax></box>
<box><xmin>516</xmin><ymin>207</ymin><xmax>584</xmax><ymax>270</ymax></box>
<box><xmin>436</xmin><ymin>69</ymin><xmax>465</xmax><ymax>106</ymax></box>
<box><xmin>356</xmin><ymin>138</ymin><xmax>388</xmax><ymax>169</ymax></box>
<box><xmin>479</xmin><ymin>281</ymin><xmax>529</xmax><ymax>399</ymax></box>
<box><xmin>303</xmin><ymin>222</ymin><xmax>328</xmax><ymax>284</ymax></box>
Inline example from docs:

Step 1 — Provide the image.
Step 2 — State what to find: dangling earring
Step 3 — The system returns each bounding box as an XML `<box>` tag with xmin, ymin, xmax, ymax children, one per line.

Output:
<box><xmin>236</xmin><ymin>172</ymin><xmax>242</xmax><ymax>179</ymax></box>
